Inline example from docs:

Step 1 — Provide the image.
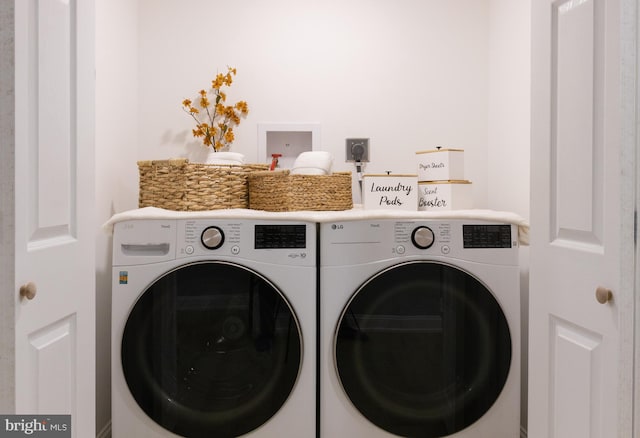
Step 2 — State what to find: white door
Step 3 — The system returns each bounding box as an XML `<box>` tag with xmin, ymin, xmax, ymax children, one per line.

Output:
<box><xmin>12</xmin><ymin>0</ymin><xmax>96</xmax><ymax>436</ymax></box>
<box><xmin>529</xmin><ymin>0</ymin><xmax>632</xmax><ymax>436</ymax></box>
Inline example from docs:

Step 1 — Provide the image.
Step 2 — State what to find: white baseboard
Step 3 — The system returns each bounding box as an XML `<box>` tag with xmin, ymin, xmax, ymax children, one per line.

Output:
<box><xmin>96</xmin><ymin>420</ymin><xmax>111</xmax><ymax>438</ymax></box>
<box><xmin>520</xmin><ymin>425</ymin><xmax>528</xmax><ymax>438</ymax></box>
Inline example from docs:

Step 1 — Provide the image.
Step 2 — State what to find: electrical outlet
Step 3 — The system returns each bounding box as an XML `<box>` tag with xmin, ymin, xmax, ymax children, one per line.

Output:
<box><xmin>345</xmin><ymin>138</ymin><xmax>370</xmax><ymax>162</ymax></box>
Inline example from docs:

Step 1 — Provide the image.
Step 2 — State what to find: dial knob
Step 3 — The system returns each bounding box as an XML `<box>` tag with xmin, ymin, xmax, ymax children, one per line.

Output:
<box><xmin>201</xmin><ymin>226</ymin><xmax>224</xmax><ymax>250</ymax></box>
<box><xmin>412</xmin><ymin>226</ymin><xmax>435</xmax><ymax>249</ymax></box>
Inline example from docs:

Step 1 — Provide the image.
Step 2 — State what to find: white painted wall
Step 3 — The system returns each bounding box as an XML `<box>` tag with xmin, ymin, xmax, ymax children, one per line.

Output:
<box><xmin>95</xmin><ymin>0</ymin><xmax>139</xmax><ymax>434</ymax></box>
<box><xmin>487</xmin><ymin>0</ymin><xmax>531</xmax><ymax>433</ymax></box>
<box><xmin>136</xmin><ymin>0</ymin><xmax>490</xmax><ymax>205</ymax></box>
<box><xmin>488</xmin><ymin>0</ymin><xmax>530</xmax><ymax>219</ymax></box>
<box><xmin>94</xmin><ymin>0</ymin><xmax>531</xmax><ymax>435</ymax></box>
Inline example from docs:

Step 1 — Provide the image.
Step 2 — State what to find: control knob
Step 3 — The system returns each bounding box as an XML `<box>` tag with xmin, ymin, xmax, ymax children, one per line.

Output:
<box><xmin>201</xmin><ymin>226</ymin><xmax>225</xmax><ymax>250</ymax></box>
<box><xmin>411</xmin><ymin>226</ymin><xmax>435</xmax><ymax>249</ymax></box>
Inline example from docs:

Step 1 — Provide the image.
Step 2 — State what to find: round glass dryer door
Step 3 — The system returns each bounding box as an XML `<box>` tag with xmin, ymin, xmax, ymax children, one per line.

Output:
<box><xmin>335</xmin><ymin>261</ymin><xmax>511</xmax><ymax>437</ymax></box>
<box><xmin>121</xmin><ymin>261</ymin><xmax>302</xmax><ymax>438</ymax></box>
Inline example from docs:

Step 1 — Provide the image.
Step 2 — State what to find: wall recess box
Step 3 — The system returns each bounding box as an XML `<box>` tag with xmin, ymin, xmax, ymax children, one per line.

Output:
<box><xmin>257</xmin><ymin>123</ymin><xmax>321</xmax><ymax>169</ymax></box>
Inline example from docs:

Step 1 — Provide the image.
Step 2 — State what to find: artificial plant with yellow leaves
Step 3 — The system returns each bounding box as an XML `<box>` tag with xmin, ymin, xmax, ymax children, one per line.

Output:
<box><xmin>182</xmin><ymin>67</ymin><xmax>249</xmax><ymax>151</ymax></box>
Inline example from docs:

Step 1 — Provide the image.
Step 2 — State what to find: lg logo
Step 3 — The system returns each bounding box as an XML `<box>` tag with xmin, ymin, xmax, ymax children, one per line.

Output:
<box><xmin>331</xmin><ymin>224</ymin><xmax>344</xmax><ymax>230</ymax></box>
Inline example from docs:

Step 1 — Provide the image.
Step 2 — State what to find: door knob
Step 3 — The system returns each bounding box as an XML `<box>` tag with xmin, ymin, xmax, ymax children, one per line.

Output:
<box><xmin>595</xmin><ymin>286</ymin><xmax>612</xmax><ymax>304</ymax></box>
<box><xmin>19</xmin><ymin>282</ymin><xmax>37</xmax><ymax>300</ymax></box>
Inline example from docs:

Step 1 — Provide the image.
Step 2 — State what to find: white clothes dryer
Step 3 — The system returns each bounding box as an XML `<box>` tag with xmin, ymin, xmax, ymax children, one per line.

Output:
<box><xmin>112</xmin><ymin>218</ymin><xmax>317</xmax><ymax>438</ymax></box>
<box><xmin>319</xmin><ymin>219</ymin><xmax>520</xmax><ymax>438</ymax></box>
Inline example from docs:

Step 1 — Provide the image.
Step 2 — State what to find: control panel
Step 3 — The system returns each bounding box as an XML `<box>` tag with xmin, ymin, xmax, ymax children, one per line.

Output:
<box><xmin>321</xmin><ymin>219</ymin><xmax>518</xmax><ymax>267</ymax></box>
<box><xmin>179</xmin><ymin>220</ymin><xmax>241</xmax><ymax>257</ymax></box>
<box><xmin>462</xmin><ymin>224</ymin><xmax>512</xmax><ymax>248</ymax></box>
<box><xmin>176</xmin><ymin>219</ymin><xmax>315</xmax><ymax>266</ymax></box>
<box><xmin>254</xmin><ymin>224</ymin><xmax>307</xmax><ymax>249</ymax></box>
<box><xmin>390</xmin><ymin>222</ymin><xmax>454</xmax><ymax>256</ymax></box>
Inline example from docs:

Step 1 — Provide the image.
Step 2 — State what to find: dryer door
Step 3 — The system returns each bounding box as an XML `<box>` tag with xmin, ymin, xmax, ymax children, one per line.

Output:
<box><xmin>121</xmin><ymin>261</ymin><xmax>302</xmax><ymax>438</ymax></box>
<box><xmin>335</xmin><ymin>261</ymin><xmax>511</xmax><ymax>437</ymax></box>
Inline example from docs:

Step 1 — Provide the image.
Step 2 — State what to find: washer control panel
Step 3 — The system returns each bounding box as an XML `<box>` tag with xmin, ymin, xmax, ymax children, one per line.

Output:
<box><xmin>254</xmin><ymin>224</ymin><xmax>307</xmax><ymax>249</ymax></box>
<box><xmin>177</xmin><ymin>219</ymin><xmax>315</xmax><ymax>266</ymax></box>
<box><xmin>181</xmin><ymin>220</ymin><xmax>241</xmax><ymax>256</ymax></box>
<box><xmin>113</xmin><ymin>219</ymin><xmax>316</xmax><ymax>266</ymax></box>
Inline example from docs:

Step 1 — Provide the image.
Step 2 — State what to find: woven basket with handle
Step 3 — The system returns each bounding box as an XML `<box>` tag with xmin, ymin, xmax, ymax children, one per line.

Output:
<box><xmin>138</xmin><ymin>158</ymin><xmax>268</xmax><ymax>211</ymax></box>
<box><xmin>248</xmin><ymin>170</ymin><xmax>353</xmax><ymax>212</ymax></box>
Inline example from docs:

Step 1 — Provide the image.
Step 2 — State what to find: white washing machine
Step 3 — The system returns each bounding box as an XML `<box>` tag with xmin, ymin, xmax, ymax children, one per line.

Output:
<box><xmin>319</xmin><ymin>219</ymin><xmax>520</xmax><ymax>438</ymax></box>
<box><xmin>112</xmin><ymin>218</ymin><xmax>317</xmax><ymax>438</ymax></box>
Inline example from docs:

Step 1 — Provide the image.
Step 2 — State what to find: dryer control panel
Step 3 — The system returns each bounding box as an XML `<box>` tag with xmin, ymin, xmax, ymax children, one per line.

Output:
<box><xmin>463</xmin><ymin>224</ymin><xmax>513</xmax><ymax>248</ymax></box>
<box><xmin>321</xmin><ymin>219</ymin><xmax>518</xmax><ymax>266</ymax></box>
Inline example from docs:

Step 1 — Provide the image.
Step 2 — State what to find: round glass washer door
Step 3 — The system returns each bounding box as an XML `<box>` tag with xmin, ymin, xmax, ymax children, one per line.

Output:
<box><xmin>335</xmin><ymin>261</ymin><xmax>512</xmax><ymax>438</ymax></box>
<box><xmin>121</xmin><ymin>261</ymin><xmax>302</xmax><ymax>438</ymax></box>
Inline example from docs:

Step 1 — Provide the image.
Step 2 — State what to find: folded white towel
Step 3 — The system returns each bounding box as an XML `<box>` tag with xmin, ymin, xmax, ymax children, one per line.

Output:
<box><xmin>290</xmin><ymin>167</ymin><xmax>328</xmax><ymax>175</ymax></box>
<box><xmin>205</xmin><ymin>151</ymin><xmax>245</xmax><ymax>165</ymax></box>
<box><xmin>292</xmin><ymin>151</ymin><xmax>333</xmax><ymax>173</ymax></box>
<box><xmin>207</xmin><ymin>159</ymin><xmax>245</xmax><ymax>165</ymax></box>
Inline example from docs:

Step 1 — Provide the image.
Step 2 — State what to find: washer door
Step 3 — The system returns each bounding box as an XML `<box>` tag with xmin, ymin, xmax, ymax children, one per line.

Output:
<box><xmin>122</xmin><ymin>261</ymin><xmax>302</xmax><ymax>438</ymax></box>
<box><xmin>335</xmin><ymin>261</ymin><xmax>511</xmax><ymax>437</ymax></box>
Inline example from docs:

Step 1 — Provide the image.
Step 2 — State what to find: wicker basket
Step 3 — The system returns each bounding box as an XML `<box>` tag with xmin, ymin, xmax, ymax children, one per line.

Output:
<box><xmin>138</xmin><ymin>158</ymin><xmax>269</xmax><ymax>211</ymax></box>
<box><xmin>248</xmin><ymin>170</ymin><xmax>353</xmax><ymax>212</ymax></box>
